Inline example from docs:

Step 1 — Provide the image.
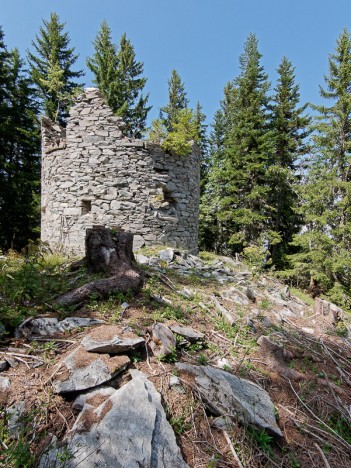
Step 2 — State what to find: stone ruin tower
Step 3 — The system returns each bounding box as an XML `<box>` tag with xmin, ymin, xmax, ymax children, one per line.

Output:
<box><xmin>40</xmin><ymin>88</ymin><xmax>200</xmax><ymax>255</ymax></box>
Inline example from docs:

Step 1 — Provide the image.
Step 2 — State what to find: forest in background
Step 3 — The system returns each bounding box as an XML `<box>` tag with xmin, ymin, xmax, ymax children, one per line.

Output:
<box><xmin>1</xmin><ymin>12</ymin><xmax>351</xmax><ymax>310</ymax></box>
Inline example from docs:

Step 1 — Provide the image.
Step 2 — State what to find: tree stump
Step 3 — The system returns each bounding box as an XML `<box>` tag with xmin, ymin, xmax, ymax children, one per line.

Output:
<box><xmin>56</xmin><ymin>228</ymin><xmax>142</xmax><ymax>307</ymax></box>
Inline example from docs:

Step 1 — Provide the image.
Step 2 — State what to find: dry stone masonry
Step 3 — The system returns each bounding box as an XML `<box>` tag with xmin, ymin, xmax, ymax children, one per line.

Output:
<box><xmin>41</xmin><ymin>88</ymin><xmax>200</xmax><ymax>255</ymax></box>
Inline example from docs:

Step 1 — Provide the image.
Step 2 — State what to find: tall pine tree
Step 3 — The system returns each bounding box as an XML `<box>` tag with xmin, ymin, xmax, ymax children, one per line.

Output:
<box><xmin>289</xmin><ymin>29</ymin><xmax>351</xmax><ymax>307</ymax></box>
<box><xmin>0</xmin><ymin>27</ymin><xmax>12</xmax><ymax>245</ymax></box>
<box><xmin>87</xmin><ymin>23</ymin><xmax>150</xmax><ymax>138</ymax></box>
<box><xmin>217</xmin><ymin>34</ymin><xmax>273</xmax><ymax>253</ymax></box>
<box><xmin>28</xmin><ymin>12</ymin><xmax>83</xmax><ymax>124</ymax></box>
<box><xmin>194</xmin><ymin>101</ymin><xmax>208</xmax><ymax>160</ymax></box>
<box><xmin>0</xmin><ymin>29</ymin><xmax>40</xmax><ymax>250</ymax></box>
<box><xmin>86</xmin><ymin>21</ymin><xmax>119</xmax><ymax>110</ymax></box>
<box><xmin>268</xmin><ymin>57</ymin><xmax>310</xmax><ymax>266</ymax></box>
<box><xmin>199</xmin><ymin>108</ymin><xmax>226</xmax><ymax>252</ymax></box>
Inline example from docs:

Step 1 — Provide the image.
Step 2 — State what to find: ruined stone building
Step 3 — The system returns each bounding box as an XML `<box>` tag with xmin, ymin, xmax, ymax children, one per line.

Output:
<box><xmin>40</xmin><ymin>88</ymin><xmax>200</xmax><ymax>255</ymax></box>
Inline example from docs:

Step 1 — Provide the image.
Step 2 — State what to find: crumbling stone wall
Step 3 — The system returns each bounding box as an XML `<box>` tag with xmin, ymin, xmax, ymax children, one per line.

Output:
<box><xmin>41</xmin><ymin>88</ymin><xmax>200</xmax><ymax>255</ymax></box>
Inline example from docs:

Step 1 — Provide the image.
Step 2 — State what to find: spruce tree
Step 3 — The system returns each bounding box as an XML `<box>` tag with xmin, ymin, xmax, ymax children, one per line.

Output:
<box><xmin>0</xmin><ymin>27</ymin><xmax>12</xmax><ymax>242</ymax></box>
<box><xmin>87</xmin><ymin>23</ymin><xmax>150</xmax><ymax>138</ymax></box>
<box><xmin>268</xmin><ymin>57</ymin><xmax>310</xmax><ymax>266</ymax></box>
<box><xmin>194</xmin><ymin>101</ymin><xmax>208</xmax><ymax>160</ymax></box>
<box><xmin>116</xmin><ymin>33</ymin><xmax>150</xmax><ymax>137</ymax></box>
<box><xmin>0</xmin><ymin>35</ymin><xmax>40</xmax><ymax>250</ymax></box>
<box><xmin>86</xmin><ymin>21</ymin><xmax>119</xmax><ymax>109</ymax></box>
<box><xmin>28</xmin><ymin>12</ymin><xmax>83</xmax><ymax>123</ymax></box>
<box><xmin>218</xmin><ymin>34</ymin><xmax>273</xmax><ymax>253</ymax></box>
<box><xmin>199</xmin><ymin>108</ymin><xmax>226</xmax><ymax>252</ymax></box>
<box><xmin>160</xmin><ymin>69</ymin><xmax>189</xmax><ymax>131</ymax></box>
<box><xmin>289</xmin><ymin>29</ymin><xmax>351</xmax><ymax>307</ymax></box>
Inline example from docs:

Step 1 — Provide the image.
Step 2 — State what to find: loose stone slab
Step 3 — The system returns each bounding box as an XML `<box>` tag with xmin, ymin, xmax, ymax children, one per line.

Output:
<box><xmin>0</xmin><ymin>376</ymin><xmax>10</xmax><ymax>391</ymax></box>
<box><xmin>7</xmin><ymin>401</ymin><xmax>25</xmax><ymax>437</ymax></box>
<box><xmin>170</xmin><ymin>325</ymin><xmax>205</xmax><ymax>343</ymax></box>
<box><xmin>73</xmin><ymin>386</ymin><xmax>116</xmax><ymax>411</ymax></box>
<box><xmin>41</xmin><ymin>370</ymin><xmax>188</xmax><ymax>467</ymax></box>
<box><xmin>81</xmin><ymin>325</ymin><xmax>145</xmax><ymax>354</ymax></box>
<box><xmin>151</xmin><ymin>323</ymin><xmax>176</xmax><ymax>357</ymax></box>
<box><xmin>176</xmin><ymin>363</ymin><xmax>282</xmax><ymax>437</ymax></box>
<box><xmin>159</xmin><ymin>249</ymin><xmax>174</xmax><ymax>263</ymax></box>
<box><xmin>54</xmin><ymin>346</ymin><xmax>130</xmax><ymax>394</ymax></box>
<box><xmin>16</xmin><ymin>317</ymin><xmax>104</xmax><ymax>338</ymax></box>
<box><xmin>135</xmin><ymin>253</ymin><xmax>149</xmax><ymax>265</ymax></box>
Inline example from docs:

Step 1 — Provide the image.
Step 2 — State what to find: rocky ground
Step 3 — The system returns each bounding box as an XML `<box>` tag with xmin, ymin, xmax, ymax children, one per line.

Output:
<box><xmin>1</xmin><ymin>248</ymin><xmax>351</xmax><ymax>467</ymax></box>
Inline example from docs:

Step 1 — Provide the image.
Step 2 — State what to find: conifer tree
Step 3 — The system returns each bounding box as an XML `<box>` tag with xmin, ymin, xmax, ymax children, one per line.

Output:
<box><xmin>86</xmin><ymin>21</ymin><xmax>119</xmax><ymax>109</ymax></box>
<box><xmin>116</xmin><ymin>33</ymin><xmax>151</xmax><ymax>137</ymax></box>
<box><xmin>289</xmin><ymin>29</ymin><xmax>351</xmax><ymax>307</ymax></box>
<box><xmin>87</xmin><ymin>23</ymin><xmax>150</xmax><ymax>138</ymax></box>
<box><xmin>160</xmin><ymin>69</ymin><xmax>189</xmax><ymax>131</ymax></box>
<box><xmin>199</xmin><ymin>108</ymin><xmax>226</xmax><ymax>252</ymax></box>
<box><xmin>28</xmin><ymin>12</ymin><xmax>83</xmax><ymax>123</ymax></box>
<box><xmin>194</xmin><ymin>101</ymin><xmax>208</xmax><ymax>160</ymax></box>
<box><xmin>0</xmin><ymin>32</ymin><xmax>40</xmax><ymax>250</ymax></box>
<box><xmin>0</xmin><ymin>27</ymin><xmax>12</xmax><ymax>235</ymax></box>
<box><xmin>268</xmin><ymin>57</ymin><xmax>310</xmax><ymax>265</ymax></box>
<box><xmin>217</xmin><ymin>34</ymin><xmax>273</xmax><ymax>252</ymax></box>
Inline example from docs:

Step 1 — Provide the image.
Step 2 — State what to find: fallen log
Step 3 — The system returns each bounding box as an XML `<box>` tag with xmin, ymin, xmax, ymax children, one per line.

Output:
<box><xmin>56</xmin><ymin>228</ymin><xmax>142</xmax><ymax>307</ymax></box>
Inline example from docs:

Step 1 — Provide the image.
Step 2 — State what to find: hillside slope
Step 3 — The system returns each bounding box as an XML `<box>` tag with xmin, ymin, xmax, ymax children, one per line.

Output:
<box><xmin>0</xmin><ymin>248</ymin><xmax>351</xmax><ymax>467</ymax></box>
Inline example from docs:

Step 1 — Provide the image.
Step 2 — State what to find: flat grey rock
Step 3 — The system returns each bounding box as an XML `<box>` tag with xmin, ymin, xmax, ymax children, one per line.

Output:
<box><xmin>151</xmin><ymin>323</ymin><xmax>176</xmax><ymax>357</ymax></box>
<box><xmin>170</xmin><ymin>325</ymin><xmax>205</xmax><ymax>343</ymax></box>
<box><xmin>223</xmin><ymin>287</ymin><xmax>250</xmax><ymax>306</ymax></box>
<box><xmin>0</xmin><ymin>376</ymin><xmax>10</xmax><ymax>390</ymax></box>
<box><xmin>287</xmin><ymin>301</ymin><xmax>305</xmax><ymax>315</ymax></box>
<box><xmin>169</xmin><ymin>375</ymin><xmax>185</xmax><ymax>394</ymax></box>
<box><xmin>4</xmin><ymin>356</ymin><xmax>18</xmax><ymax>368</ymax></box>
<box><xmin>159</xmin><ymin>249</ymin><xmax>174</xmax><ymax>262</ymax></box>
<box><xmin>278</xmin><ymin>308</ymin><xmax>296</xmax><ymax>318</ymax></box>
<box><xmin>41</xmin><ymin>371</ymin><xmax>188</xmax><ymax>467</ymax></box>
<box><xmin>7</xmin><ymin>401</ymin><xmax>25</xmax><ymax>437</ymax></box>
<box><xmin>73</xmin><ymin>386</ymin><xmax>116</xmax><ymax>411</ymax></box>
<box><xmin>176</xmin><ymin>363</ymin><xmax>282</xmax><ymax>437</ymax></box>
<box><xmin>54</xmin><ymin>346</ymin><xmax>130</xmax><ymax>394</ymax></box>
<box><xmin>81</xmin><ymin>325</ymin><xmax>145</xmax><ymax>354</ymax></box>
<box><xmin>16</xmin><ymin>317</ymin><xmax>104</xmax><ymax>338</ymax></box>
<box><xmin>135</xmin><ymin>253</ymin><xmax>149</xmax><ymax>265</ymax></box>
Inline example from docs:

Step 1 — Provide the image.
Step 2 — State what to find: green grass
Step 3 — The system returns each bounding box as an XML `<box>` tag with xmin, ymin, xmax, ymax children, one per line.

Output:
<box><xmin>198</xmin><ymin>251</ymin><xmax>218</xmax><ymax>263</ymax></box>
<box><xmin>290</xmin><ymin>288</ymin><xmax>315</xmax><ymax>306</ymax></box>
<box><xmin>0</xmin><ymin>248</ymin><xmax>96</xmax><ymax>330</ymax></box>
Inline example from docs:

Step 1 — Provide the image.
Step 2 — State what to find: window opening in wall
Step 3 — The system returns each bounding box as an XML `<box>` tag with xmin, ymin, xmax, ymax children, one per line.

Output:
<box><xmin>82</xmin><ymin>200</ymin><xmax>92</xmax><ymax>214</ymax></box>
<box><xmin>154</xmin><ymin>167</ymin><xmax>169</xmax><ymax>174</ymax></box>
<box><xmin>162</xmin><ymin>187</ymin><xmax>176</xmax><ymax>204</ymax></box>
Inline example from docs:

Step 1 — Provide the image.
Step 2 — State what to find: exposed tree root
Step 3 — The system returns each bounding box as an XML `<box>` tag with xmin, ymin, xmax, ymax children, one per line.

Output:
<box><xmin>55</xmin><ymin>228</ymin><xmax>143</xmax><ymax>307</ymax></box>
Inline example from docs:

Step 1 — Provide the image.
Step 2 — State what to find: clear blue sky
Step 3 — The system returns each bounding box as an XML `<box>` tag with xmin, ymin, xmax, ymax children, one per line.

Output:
<box><xmin>2</xmin><ymin>0</ymin><xmax>351</xmax><ymax>127</ymax></box>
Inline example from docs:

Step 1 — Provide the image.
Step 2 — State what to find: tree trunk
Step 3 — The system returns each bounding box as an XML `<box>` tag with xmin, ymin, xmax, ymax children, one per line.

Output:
<box><xmin>56</xmin><ymin>228</ymin><xmax>142</xmax><ymax>307</ymax></box>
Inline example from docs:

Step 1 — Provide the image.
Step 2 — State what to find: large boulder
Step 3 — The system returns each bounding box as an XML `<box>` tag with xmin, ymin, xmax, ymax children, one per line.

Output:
<box><xmin>41</xmin><ymin>370</ymin><xmax>188</xmax><ymax>467</ymax></box>
<box><xmin>176</xmin><ymin>363</ymin><xmax>282</xmax><ymax>437</ymax></box>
